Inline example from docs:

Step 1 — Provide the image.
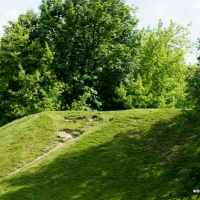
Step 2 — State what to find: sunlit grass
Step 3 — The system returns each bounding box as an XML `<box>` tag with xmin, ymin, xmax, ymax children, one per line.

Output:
<box><xmin>0</xmin><ymin>109</ymin><xmax>199</xmax><ymax>199</ymax></box>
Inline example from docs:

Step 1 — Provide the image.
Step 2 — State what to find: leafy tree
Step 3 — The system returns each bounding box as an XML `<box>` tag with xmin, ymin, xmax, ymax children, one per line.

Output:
<box><xmin>186</xmin><ymin>65</ymin><xmax>200</xmax><ymax>115</ymax></box>
<box><xmin>115</xmin><ymin>20</ymin><xmax>192</xmax><ymax>108</ymax></box>
<box><xmin>38</xmin><ymin>0</ymin><xmax>140</xmax><ymax>110</ymax></box>
<box><xmin>186</xmin><ymin>39</ymin><xmax>200</xmax><ymax>112</ymax></box>
<box><xmin>70</xmin><ymin>92</ymin><xmax>91</xmax><ymax>111</ymax></box>
<box><xmin>114</xmin><ymin>82</ymin><xmax>133</xmax><ymax>109</ymax></box>
<box><xmin>0</xmin><ymin>11</ymin><xmax>63</xmax><ymax>123</ymax></box>
<box><xmin>0</xmin><ymin>0</ymin><xmax>140</xmax><ymax>123</ymax></box>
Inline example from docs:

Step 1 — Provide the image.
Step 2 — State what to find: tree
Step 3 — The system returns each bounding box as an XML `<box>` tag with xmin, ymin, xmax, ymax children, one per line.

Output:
<box><xmin>115</xmin><ymin>20</ymin><xmax>192</xmax><ymax>108</ymax></box>
<box><xmin>0</xmin><ymin>11</ymin><xmax>63</xmax><ymax>123</ymax></box>
<box><xmin>37</xmin><ymin>0</ymin><xmax>140</xmax><ymax>110</ymax></box>
<box><xmin>186</xmin><ymin>64</ymin><xmax>200</xmax><ymax>114</ymax></box>
<box><xmin>189</xmin><ymin>37</ymin><xmax>200</xmax><ymax>109</ymax></box>
<box><xmin>0</xmin><ymin>0</ymin><xmax>140</xmax><ymax>123</ymax></box>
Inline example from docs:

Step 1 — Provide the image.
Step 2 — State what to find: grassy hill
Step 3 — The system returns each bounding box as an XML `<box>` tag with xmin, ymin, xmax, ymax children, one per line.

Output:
<box><xmin>0</xmin><ymin>109</ymin><xmax>199</xmax><ymax>200</ymax></box>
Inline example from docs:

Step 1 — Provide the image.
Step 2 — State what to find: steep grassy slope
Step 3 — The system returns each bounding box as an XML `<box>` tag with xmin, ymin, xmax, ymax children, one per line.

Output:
<box><xmin>0</xmin><ymin>109</ymin><xmax>199</xmax><ymax>199</ymax></box>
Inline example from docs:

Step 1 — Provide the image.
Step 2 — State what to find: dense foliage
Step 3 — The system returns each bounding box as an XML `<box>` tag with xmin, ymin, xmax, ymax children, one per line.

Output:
<box><xmin>0</xmin><ymin>11</ymin><xmax>64</xmax><ymax>123</ymax></box>
<box><xmin>114</xmin><ymin>20</ymin><xmax>192</xmax><ymax>109</ymax></box>
<box><xmin>0</xmin><ymin>0</ymin><xmax>141</xmax><ymax>123</ymax></box>
<box><xmin>185</xmin><ymin>41</ymin><xmax>200</xmax><ymax>116</ymax></box>
<box><xmin>38</xmin><ymin>0</ymin><xmax>141</xmax><ymax>111</ymax></box>
<box><xmin>0</xmin><ymin>0</ymin><xmax>195</xmax><ymax>124</ymax></box>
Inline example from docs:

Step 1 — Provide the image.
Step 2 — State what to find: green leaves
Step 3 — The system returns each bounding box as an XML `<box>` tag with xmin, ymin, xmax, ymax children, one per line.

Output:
<box><xmin>0</xmin><ymin>0</ymin><xmax>196</xmax><ymax>124</ymax></box>
<box><xmin>130</xmin><ymin>20</ymin><xmax>191</xmax><ymax>108</ymax></box>
<box><xmin>37</xmin><ymin>0</ymin><xmax>140</xmax><ymax>110</ymax></box>
<box><xmin>185</xmin><ymin>65</ymin><xmax>200</xmax><ymax>111</ymax></box>
<box><xmin>0</xmin><ymin>0</ymin><xmax>140</xmax><ymax>123</ymax></box>
<box><xmin>0</xmin><ymin>12</ymin><xmax>63</xmax><ymax>123</ymax></box>
<box><xmin>70</xmin><ymin>92</ymin><xmax>91</xmax><ymax>111</ymax></box>
<box><xmin>113</xmin><ymin>20</ymin><xmax>193</xmax><ymax>109</ymax></box>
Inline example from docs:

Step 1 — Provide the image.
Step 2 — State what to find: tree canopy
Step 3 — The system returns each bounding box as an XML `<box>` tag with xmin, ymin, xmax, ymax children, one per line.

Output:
<box><xmin>114</xmin><ymin>20</ymin><xmax>193</xmax><ymax>109</ymax></box>
<box><xmin>37</xmin><ymin>0</ymin><xmax>141</xmax><ymax>110</ymax></box>
<box><xmin>0</xmin><ymin>0</ymin><xmax>140</xmax><ymax>123</ymax></box>
<box><xmin>0</xmin><ymin>0</ymin><xmax>196</xmax><ymax>124</ymax></box>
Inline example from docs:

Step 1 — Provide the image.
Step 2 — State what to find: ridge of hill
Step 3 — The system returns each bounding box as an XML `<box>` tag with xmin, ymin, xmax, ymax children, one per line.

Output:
<box><xmin>0</xmin><ymin>109</ymin><xmax>199</xmax><ymax>199</ymax></box>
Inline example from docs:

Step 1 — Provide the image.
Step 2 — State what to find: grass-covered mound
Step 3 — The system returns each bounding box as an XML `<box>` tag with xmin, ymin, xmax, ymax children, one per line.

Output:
<box><xmin>0</xmin><ymin>109</ymin><xmax>199</xmax><ymax>199</ymax></box>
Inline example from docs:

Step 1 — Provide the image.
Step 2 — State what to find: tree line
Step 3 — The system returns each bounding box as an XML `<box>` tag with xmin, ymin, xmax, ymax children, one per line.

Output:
<box><xmin>0</xmin><ymin>0</ymin><xmax>199</xmax><ymax>124</ymax></box>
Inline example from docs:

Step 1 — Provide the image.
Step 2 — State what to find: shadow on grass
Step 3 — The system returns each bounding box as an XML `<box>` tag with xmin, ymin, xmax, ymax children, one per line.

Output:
<box><xmin>0</xmin><ymin>113</ymin><xmax>200</xmax><ymax>200</ymax></box>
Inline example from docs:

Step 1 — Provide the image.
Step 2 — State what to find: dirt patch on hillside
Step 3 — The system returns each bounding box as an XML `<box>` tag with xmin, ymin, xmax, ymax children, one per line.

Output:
<box><xmin>58</xmin><ymin>129</ymin><xmax>73</xmax><ymax>140</ymax></box>
<box><xmin>63</xmin><ymin>116</ymin><xmax>86</xmax><ymax>121</ymax></box>
<box><xmin>7</xmin><ymin>130</ymin><xmax>75</xmax><ymax>177</ymax></box>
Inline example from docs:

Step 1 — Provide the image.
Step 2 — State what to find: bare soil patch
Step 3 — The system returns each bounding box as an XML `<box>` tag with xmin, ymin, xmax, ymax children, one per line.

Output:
<box><xmin>7</xmin><ymin>130</ymin><xmax>75</xmax><ymax>177</ymax></box>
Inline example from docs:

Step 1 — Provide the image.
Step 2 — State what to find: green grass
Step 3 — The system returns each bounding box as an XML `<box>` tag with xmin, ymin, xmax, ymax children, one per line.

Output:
<box><xmin>0</xmin><ymin>109</ymin><xmax>199</xmax><ymax>199</ymax></box>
